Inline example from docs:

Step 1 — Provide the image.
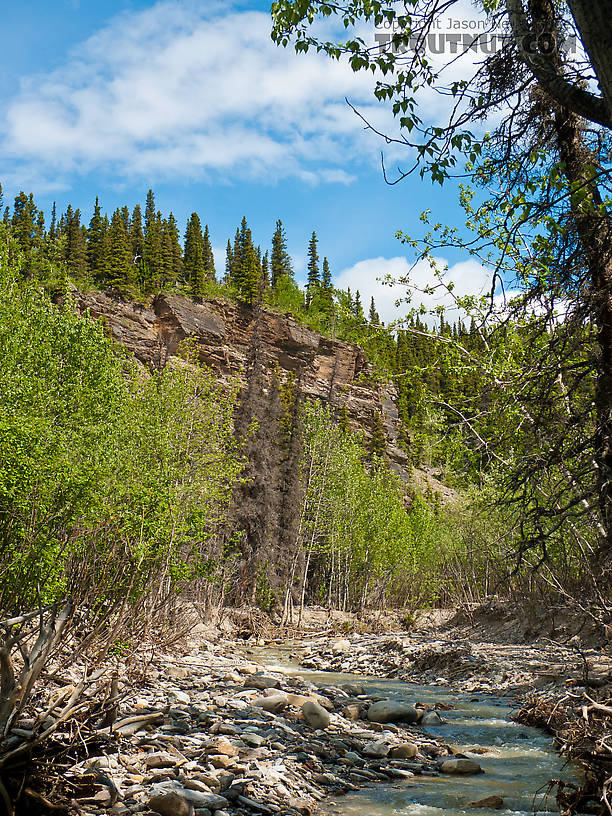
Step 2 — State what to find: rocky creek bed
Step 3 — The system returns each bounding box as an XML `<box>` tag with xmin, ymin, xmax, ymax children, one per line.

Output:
<box><xmin>10</xmin><ymin>619</ymin><xmax>611</xmax><ymax>816</ymax></box>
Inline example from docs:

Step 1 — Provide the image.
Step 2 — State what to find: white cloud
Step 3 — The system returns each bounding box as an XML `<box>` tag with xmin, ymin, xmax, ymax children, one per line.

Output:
<box><xmin>0</xmin><ymin>3</ymin><xmax>394</xmax><ymax>188</ymax></box>
<box><xmin>334</xmin><ymin>255</ymin><xmax>493</xmax><ymax>325</ymax></box>
<box><xmin>0</xmin><ymin>0</ymin><xmax>497</xmax><ymax>190</ymax></box>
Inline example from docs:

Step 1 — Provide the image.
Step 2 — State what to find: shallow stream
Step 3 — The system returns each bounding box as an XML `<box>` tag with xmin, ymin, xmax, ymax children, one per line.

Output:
<box><xmin>255</xmin><ymin>647</ymin><xmax>581</xmax><ymax>816</ymax></box>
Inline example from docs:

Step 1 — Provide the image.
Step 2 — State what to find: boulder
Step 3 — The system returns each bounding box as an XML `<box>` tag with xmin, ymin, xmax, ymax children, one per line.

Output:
<box><xmin>243</xmin><ymin>674</ymin><xmax>280</xmax><ymax>691</ymax></box>
<box><xmin>362</xmin><ymin>740</ymin><xmax>391</xmax><ymax>758</ymax></box>
<box><xmin>331</xmin><ymin>639</ymin><xmax>352</xmax><ymax>654</ymax></box>
<box><xmin>253</xmin><ymin>692</ymin><xmax>288</xmax><ymax>713</ymax></box>
<box><xmin>342</xmin><ymin>704</ymin><xmax>362</xmax><ymax>721</ymax></box>
<box><xmin>367</xmin><ymin>701</ymin><xmax>420</xmax><ymax>725</ymax></box>
<box><xmin>467</xmin><ymin>795</ymin><xmax>504</xmax><ymax>809</ymax></box>
<box><xmin>301</xmin><ymin>700</ymin><xmax>331</xmax><ymax>729</ymax></box>
<box><xmin>342</xmin><ymin>683</ymin><xmax>365</xmax><ymax>696</ymax></box>
<box><xmin>148</xmin><ymin>792</ymin><xmax>193</xmax><ymax>816</ymax></box>
<box><xmin>390</xmin><ymin>742</ymin><xmax>418</xmax><ymax>759</ymax></box>
<box><xmin>440</xmin><ymin>758</ymin><xmax>483</xmax><ymax>774</ymax></box>
<box><xmin>420</xmin><ymin>710</ymin><xmax>444</xmax><ymax>725</ymax></box>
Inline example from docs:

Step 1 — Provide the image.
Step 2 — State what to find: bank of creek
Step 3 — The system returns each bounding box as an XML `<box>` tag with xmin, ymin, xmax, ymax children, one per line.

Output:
<box><xmin>24</xmin><ymin>610</ymin><xmax>612</xmax><ymax>816</ymax></box>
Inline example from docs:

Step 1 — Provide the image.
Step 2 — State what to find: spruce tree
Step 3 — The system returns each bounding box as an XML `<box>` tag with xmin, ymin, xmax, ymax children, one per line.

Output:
<box><xmin>12</xmin><ymin>192</ymin><xmax>37</xmax><ymax>256</ymax></box>
<box><xmin>130</xmin><ymin>204</ymin><xmax>145</xmax><ymax>285</ymax></box>
<box><xmin>238</xmin><ymin>238</ymin><xmax>261</xmax><ymax>306</ymax></box>
<box><xmin>270</xmin><ymin>219</ymin><xmax>293</xmax><ymax>287</ymax></box>
<box><xmin>306</xmin><ymin>231</ymin><xmax>319</xmax><ymax>304</ymax></box>
<box><xmin>202</xmin><ymin>224</ymin><xmax>215</xmax><ymax>282</ymax></box>
<box><xmin>160</xmin><ymin>221</ymin><xmax>175</xmax><ymax>288</ymax></box>
<box><xmin>368</xmin><ymin>296</ymin><xmax>380</xmax><ymax>325</ymax></box>
<box><xmin>184</xmin><ymin>213</ymin><xmax>206</xmax><ymax>299</ymax></box>
<box><xmin>261</xmin><ymin>250</ymin><xmax>269</xmax><ymax>288</ymax></box>
<box><xmin>63</xmin><ymin>205</ymin><xmax>89</xmax><ymax>285</ymax></box>
<box><xmin>321</xmin><ymin>256</ymin><xmax>333</xmax><ymax>313</ymax></box>
<box><xmin>87</xmin><ymin>197</ymin><xmax>107</xmax><ymax>282</ymax></box>
<box><xmin>229</xmin><ymin>309</ymin><xmax>283</xmax><ymax>604</ymax></box>
<box><xmin>353</xmin><ymin>289</ymin><xmax>364</xmax><ymax>319</ymax></box>
<box><xmin>143</xmin><ymin>189</ymin><xmax>161</xmax><ymax>290</ymax></box>
<box><xmin>368</xmin><ymin>410</ymin><xmax>387</xmax><ymax>459</ymax></box>
<box><xmin>49</xmin><ymin>202</ymin><xmax>57</xmax><ymax>241</ymax></box>
<box><xmin>225</xmin><ymin>239</ymin><xmax>234</xmax><ymax>283</ymax></box>
<box><xmin>167</xmin><ymin>213</ymin><xmax>183</xmax><ymax>283</ymax></box>
<box><xmin>106</xmin><ymin>208</ymin><xmax>134</xmax><ymax>292</ymax></box>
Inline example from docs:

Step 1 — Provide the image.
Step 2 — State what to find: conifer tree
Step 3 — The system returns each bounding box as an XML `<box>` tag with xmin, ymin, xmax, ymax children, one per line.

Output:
<box><xmin>87</xmin><ymin>197</ymin><xmax>107</xmax><ymax>282</ymax></box>
<box><xmin>49</xmin><ymin>202</ymin><xmax>57</xmax><ymax>241</ymax></box>
<box><xmin>167</xmin><ymin>213</ymin><xmax>183</xmax><ymax>283</ymax></box>
<box><xmin>202</xmin><ymin>224</ymin><xmax>215</xmax><ymax>282</ymax></box>
<box><xmin>238</xmin><ymin>239</ymin><xmax>261</xmax><ymax>306</ymax></box>
<box><xmin>184</xmin><ymin>213</ymin><xmax>206</xmax><ymax>299</ymax></box>
<box><xmin>143</xmin><ymin>189</ymin><xmax>161</xmax><ymax>290</ymax></box>
<box><xmin>368</xmin><ymin>410</ymin><xmax>387</xmax><ymax>459</ymax></box>
<box><xmin>277</xmin><ymin>370</ymin><xmax>304</xmax><ymax>592</ymax></box>
<box><xmin>160</xmin><ymin>221</ymin><xmax>176</xmax><ymax>288</ymax></box>
<box><xmin>106</xmin><ymin>208</ymin><xmax>134</xmax><ymax>292</ymax></box>
<box><xmin>64</xmin><ymin>205</ymin><xmax>89</xmax><ymax>285</ymax></box>
<box><xmin>0</xmin><ymin>182</ymin><xmax>3</xmax><ymax>211</ymax></box>
<box><xmin>130</xmin><ymin>204</ymin><xmax>145</xmax><ymax>284</ymax></box>
<box><xmin>270</xmin><ymin>219</ymin><xmax>293</xmax><ymax>287</ymax></box>
<box><xmin>369</xmin><ymin>296</ymin><xmax>380</xmax><ymax>325</ymax></box>
<box><xmin>120</xmin><ymin>206</ymin><xmax>130</xmax><ymax>233</ymax></box>
<box><xmin>225</xmin><ymin>239</ymin><xmax>234</xmax><ymax>282</ymax></box>
<box><xmin>261</xmin><ymin>250</ymin><xmax>269</xmax><ymax>288</ymax></box>
<box><xmin>230</xmin><ymin>309</ymin><xmax>283</xmax><ymax>603</ymax></box>
<box><xmin>353</xmin><ymin>290</ymin><xmax>364</xmax><ymax>320</ymax></box>
<box><xmin>321</xmin><ymin>256</ymin><xmax>333</xmax><ymax>313</ymax></box>
<box><xmin>338</xmin><ymin>403</ymin><xmax>350</xmax><ymax>436</ymax></box>
<box><xmin>12</xmin><ymin>192</ymin><xmax>37</xmax><ymax>256</ymax></box>
<box><xmin>306</xmin><ymin>231</ymin><xmax>319</xmax><ymax>304</ymax></box>
<box><xmin>231</xmin><ymin>217</ymin><xmax>261</xmax><ymax>305</ymax></box>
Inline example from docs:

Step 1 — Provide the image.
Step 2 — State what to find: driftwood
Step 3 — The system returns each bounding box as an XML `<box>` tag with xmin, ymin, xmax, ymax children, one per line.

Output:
<box><xmin>517</xmin><ymin>685</ymin><xmax>612</xmax><ymax>815</ymax></box>
<box><xmin>0</xmin><ymin>603</ymin><xmax>129</xmax><ymax>814</ymax></box>
<box><xmin>0</xmin><ymin>602</ymin><xmax>74</xmax><ymax>738</ymax></box>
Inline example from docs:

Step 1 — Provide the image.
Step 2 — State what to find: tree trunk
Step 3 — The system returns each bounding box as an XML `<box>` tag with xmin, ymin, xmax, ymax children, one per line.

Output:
<box><xmin>554</xmin><ymin>108</ymin><xmax>612</xmax><ymax>556</ymax></box>
<box><xmin>566</xmin><ymin>0</ymin><xmax>612</xmax><ymax>124</ymax></box>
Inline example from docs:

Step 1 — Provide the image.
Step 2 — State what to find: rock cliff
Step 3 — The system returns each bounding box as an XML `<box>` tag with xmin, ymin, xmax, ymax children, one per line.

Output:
<box><xmin>75</xmin><ymin>290</ymin><xmax>423</xmax><ymax>485</ymax></box>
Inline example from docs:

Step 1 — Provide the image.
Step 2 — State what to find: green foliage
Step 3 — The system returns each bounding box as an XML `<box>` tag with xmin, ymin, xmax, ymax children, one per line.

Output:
<box><xmin>0</xmin><ymin>233</ymin><xmax>241</xmax><ymax>614</ymax></box>
<box><xmin>299</xmin><ymin>400</ymin><xmax>453</xmax><ymax>609</ymax></box>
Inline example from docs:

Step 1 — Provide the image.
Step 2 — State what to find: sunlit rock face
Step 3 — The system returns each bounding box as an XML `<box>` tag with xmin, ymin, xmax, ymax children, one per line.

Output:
<box><xmin>76</xmin><ymin>290</ymin><xmax>414</xmax><ymax>480</ymax></box>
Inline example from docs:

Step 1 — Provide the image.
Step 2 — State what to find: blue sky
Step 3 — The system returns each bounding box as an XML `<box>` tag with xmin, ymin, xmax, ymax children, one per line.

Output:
<box><xmin>0</xmin><ymin>0</ymin><xmax>490</xmax><ymax>321</ymax></box>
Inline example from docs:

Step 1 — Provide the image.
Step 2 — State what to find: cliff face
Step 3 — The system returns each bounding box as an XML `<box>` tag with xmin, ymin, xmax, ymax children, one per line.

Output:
<box><xmin>76</xmin><ymin>290</ymin><xmax>413</xmax><ymax>479</ymax></box>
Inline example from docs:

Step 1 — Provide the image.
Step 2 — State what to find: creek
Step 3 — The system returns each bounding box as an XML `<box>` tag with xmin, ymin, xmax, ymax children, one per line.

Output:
<box><xmin>255</xmin><ymin>647</ymin><xmax>582</xmax><ymax>816</ymax></box>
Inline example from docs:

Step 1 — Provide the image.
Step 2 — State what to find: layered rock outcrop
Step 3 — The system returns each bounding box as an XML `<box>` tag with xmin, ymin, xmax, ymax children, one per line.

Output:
<box><xmin>76</xmin><ymin>290</ymin><xmax>414</xmax><ymax>478</ymax></box>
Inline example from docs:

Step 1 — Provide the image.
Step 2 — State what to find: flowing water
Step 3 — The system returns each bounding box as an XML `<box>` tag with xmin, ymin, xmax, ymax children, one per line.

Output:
<box><xmin>254</xmin><ymin>647</ymin><xmax>582</xmax><ymax>816</ymax></box>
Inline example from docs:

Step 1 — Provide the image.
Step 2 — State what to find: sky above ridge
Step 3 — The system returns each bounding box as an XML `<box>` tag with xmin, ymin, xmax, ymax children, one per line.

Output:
<box><xmin>0</xmin><ymin>0</ymin><xmax>494</xmax><ymax>321</ymax></box>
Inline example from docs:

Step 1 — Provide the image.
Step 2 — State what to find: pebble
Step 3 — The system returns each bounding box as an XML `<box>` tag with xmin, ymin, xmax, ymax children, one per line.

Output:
<box><xmin>49</xmin><ymin>634</ymin><xmax>480</xmax><ymax>816</ymax></box>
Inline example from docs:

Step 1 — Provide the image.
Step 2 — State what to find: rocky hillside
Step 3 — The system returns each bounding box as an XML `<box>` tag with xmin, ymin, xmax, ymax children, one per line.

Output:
<box><xmin>76</xmin><ymin>290</ymin><xmax>451</xmax><ymax>496</ymax></box>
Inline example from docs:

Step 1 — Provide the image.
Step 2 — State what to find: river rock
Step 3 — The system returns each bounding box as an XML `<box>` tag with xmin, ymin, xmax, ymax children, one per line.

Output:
<box><xmin>342</xmin><ymin>683</ymin><xmax>365</xmax><ymax>696</ymax></box>
<box><xmin>367</xmin><ymin>701</ymin><xmax>420</xmax><ymax>724</ymax></box>
<box><xmin>301</xmin><ymin>700</ymin><xmax>330</xmax><ymax>729</ymax></box>
<box><xmin>342</xmin><ymin>704</ymin><xmax>362</xmax><ymax>720</ymax></box>
<box><xmin>440</xmin><ymin>758</ymin><xmax>483</xmax><ymax>774</ymax></box>
<box><xmin>253</xmin><ymin>692</ymin><xmax>288</xmax><ymax>713</ymax></box>
<box><xmin>331</xmin><ymin>639</ymin><xmax>352</xmax><ymax>653</ymax></box>
<box><xmin>420</xmin><ymin>711</ymin><xmax>444</xmax><ymax>725</ymax></box>
<box><xmin>145</xmin><ymin>752</ymin><xmax>178</xmax><ymax>769</ymax></box>
<box><xmin>148</xmin><ymin>791</ymin><xmax>194</xmax><ymax>816</ymax></box>
<box><xmin>244</xmin><ymin>674</ymin><xmax>280</xmax><ymax>690</ymax></box>
<box><xmin>362</xmin><ymin>740</ymin><xmax>390</xmax><ymax>758</ymax></box>
<box><xmin>467</xmin><ymin>795</ymin><xmax>504</xmax><ymax>808</ymax></box>
<box><xmin>390</xmin><ymin>742</ymin><xmax>418</xmax><ymax>759</ymax></box>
